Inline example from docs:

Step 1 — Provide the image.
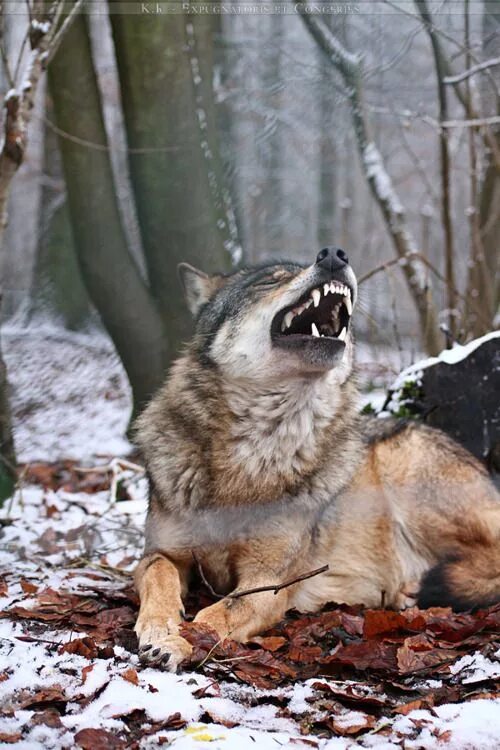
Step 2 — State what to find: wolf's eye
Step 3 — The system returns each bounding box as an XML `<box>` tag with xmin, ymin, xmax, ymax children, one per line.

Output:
<box><xmin>254</xmin><ymin>277</ymin><xmax>281</xmax><ymax>289</ymax></box>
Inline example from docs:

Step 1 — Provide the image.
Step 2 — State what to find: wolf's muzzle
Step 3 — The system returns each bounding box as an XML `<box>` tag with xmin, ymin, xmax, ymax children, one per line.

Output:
<box><xmin>315</xmin><ymin>247</ymin><xmax>349</xmax><ymax>274</ymax></box>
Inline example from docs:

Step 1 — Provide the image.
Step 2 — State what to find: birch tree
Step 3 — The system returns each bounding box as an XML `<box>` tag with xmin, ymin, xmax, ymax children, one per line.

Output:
<box><xmin>0</xmin><ymin>0</ymin><xmax>83</xmax><ymax>500</ymax></box>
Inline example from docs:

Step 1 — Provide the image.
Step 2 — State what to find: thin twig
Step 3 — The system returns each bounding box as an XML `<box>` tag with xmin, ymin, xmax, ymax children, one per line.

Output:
<box><xmin>194</xmin><ymin>553</ymin><xmax>329</xmax><ymax>601</ymax></box>
<box><xmin>443</xmin><ymin>56</ymin><xmax>500</xmax><ymax>85</ymax></box>
<box><xmin>358</xmin><ymin>251</ymin><xmax>492</xmax><ymax>330</ymax></box>
<box><xmin>193</xmin><ymin>551</ymin><xmax>224</xmax><ymax>599</ymax></box>
<box><xmin>228</xmin><ymin>565</ymin><xmax>329</xmax><ymax>600</ymax></box>
<box><xmin>45</xmin><ymin>0</ymin><xmax>86</xmax><ymax>67</ymax></box>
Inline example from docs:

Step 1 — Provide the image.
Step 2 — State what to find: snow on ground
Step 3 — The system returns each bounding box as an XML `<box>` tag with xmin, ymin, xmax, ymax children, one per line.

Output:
<box><xmin>0</xmin><ymin>484</ymin><xmax>498</xmax><ymax>747</ymax></box>
<box><xmin>4</xmin><ymin>324</ymin><xmax>132</xmax><ymax>463</ymax></box>
<box><xmin>2</xmin><ymin>324</ymin><xmax>500</xmax><ymax>747</ymax></box>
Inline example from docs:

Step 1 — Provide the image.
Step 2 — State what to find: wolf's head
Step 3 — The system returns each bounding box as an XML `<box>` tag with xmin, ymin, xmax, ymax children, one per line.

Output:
<box><xmin>178</xmin><ymin>248</ymin><xmax>357</xmax><ymax>382</ymax></box>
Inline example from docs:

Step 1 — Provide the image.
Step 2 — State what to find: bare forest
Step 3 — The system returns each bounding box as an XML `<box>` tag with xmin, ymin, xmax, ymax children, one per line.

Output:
<box><xmin>0</xmin><ymin>2</ymin><xmax>499</xmax><ymax>746</ymax></box>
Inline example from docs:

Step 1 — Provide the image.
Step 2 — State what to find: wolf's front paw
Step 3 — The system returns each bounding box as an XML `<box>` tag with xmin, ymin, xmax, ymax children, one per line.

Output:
<box><xmin>136</xmin><ymin>619</ymin><xmax>193</xmax><ymax>672</ymax></box>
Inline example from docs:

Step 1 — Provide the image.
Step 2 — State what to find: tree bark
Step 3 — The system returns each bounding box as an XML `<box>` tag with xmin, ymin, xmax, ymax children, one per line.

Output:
<box><xmin>299</xmin><ymin>10</ymin><xmax>442</xmax><ymax>355</ymax></box>
<box><xmin>464</xmin><ymin>1</ymin><xmax>500</xmax><ymax>337</ymax></box>
<box><xmin>416</xmin><ymin>0</ymin><xmax>457</xmax><ymax>341</ymax></box>
<box><xmin>29</xmin><ymin>96</ymin><xmax>92</xmax><ymax>329</ymax></box>
<box><xmin>109</xmin><ymin>7</ymin><xmax>236</xmax><ymax>357</ymax></box>
<box><xmin>0</xmin><ymin>0</ymin><xmax>75</xmax><ymax>496</ymax></box>
<box><xmin>0</xmin><ymin>331</ymin><xmax>15</xmax><ymax>502</ymax></box>
<box><xmin>48</xmin><ymin>14</ymin><xmax>169</xmax><ymax>415</ymax></box>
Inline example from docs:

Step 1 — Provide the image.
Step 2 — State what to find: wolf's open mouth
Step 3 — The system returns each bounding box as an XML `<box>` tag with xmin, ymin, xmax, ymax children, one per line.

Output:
<box><xmin>271</xmin><ymin>280</ymin><xmax>353</xmax><ymax>344</ymax></box>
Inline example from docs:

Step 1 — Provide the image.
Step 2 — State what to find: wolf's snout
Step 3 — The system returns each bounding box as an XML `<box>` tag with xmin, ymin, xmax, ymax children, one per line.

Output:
<box><xmin>316</xmin><ymin>247</ymin><xmax>349</xmax><ymax>273</ymax></box>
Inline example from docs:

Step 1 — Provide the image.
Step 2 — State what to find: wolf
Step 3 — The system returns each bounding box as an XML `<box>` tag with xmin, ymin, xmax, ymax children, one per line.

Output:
<box><xmin>134</xmin><ymin>248</ymin><xmax>500</xmax><ymax>672</ymax></box>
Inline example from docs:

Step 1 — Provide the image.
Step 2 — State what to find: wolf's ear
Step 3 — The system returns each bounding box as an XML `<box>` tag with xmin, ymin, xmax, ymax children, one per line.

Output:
<box><xmin>178</xmin><ymin>263</ymin><xmax>221</xmax><ymax>317</ymax></box>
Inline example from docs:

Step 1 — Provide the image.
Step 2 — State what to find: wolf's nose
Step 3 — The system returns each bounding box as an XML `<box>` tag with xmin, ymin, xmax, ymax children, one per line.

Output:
<box><xmin>316</xmin><ymin>247</ymin><xmax>349</xmax><ymax>272</ymax></box>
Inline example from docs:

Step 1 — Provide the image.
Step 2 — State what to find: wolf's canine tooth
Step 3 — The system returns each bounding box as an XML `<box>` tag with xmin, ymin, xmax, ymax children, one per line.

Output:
<box><xmin>344</xmin><ymin>296</ymin><xmax>353</xmax><ymax>316</ymax></box>
<box><xmin>311</xmin><ymin>322</ymin><xmax>320</xmax><ymax>337</ymax></box>
<box><xmin>338</xmin><ymin>327</ymin><xmax>347</xmax><ymax>342</ymax></box>
<box><xmin>284</xmin><ymin>311</ymin><xmax>294</xmax><ymax>329</ymax></box>
<box><xmin>312</xmin><ymin>289</ymin><xmax>321</xmax><ymax>307</ymax></box>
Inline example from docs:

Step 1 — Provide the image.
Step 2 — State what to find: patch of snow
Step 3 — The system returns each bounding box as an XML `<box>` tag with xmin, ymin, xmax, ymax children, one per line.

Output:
<box><xmin>450</xmin><ymin>651</ymin><xmax>500</xmax><ymax>684</ymax></box>
<box><xmin>3</xmin><ymin>325</ymin><xmax>132</xmax><ymax>463</ymax></box>
<box><xmin>391</xmin><ymin>330</ymin><xmax>500</xmax><ymax>392</ymax></box>
<box><xmin>381</xmin><ymin>330</ymin><xmax>500</xmax><ymax>417</ymax></box>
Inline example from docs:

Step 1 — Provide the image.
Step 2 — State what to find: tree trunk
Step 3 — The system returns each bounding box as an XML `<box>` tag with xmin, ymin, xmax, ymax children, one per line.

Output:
<box><xmin>0</xmin><ymin>332</ymin><xmax>15</xmax><ymax>502</ymax></box>
<box><xmin>464</xmin><ymin>2</ymin><xmax>500</xmax><ymax>337</ymax></box>
<box><xmin>416</xmin><ymin>0</ymin><xmax>457</xmax><ymax>341</ymax></box>
<box><xmin>29</xmin><ymin>96</ymin><xmax>92</xmax><ymax>329</ymax></box>
<box><xmin>48</xmin><ymin>14</ymin><xmax>169</xmax><ymax>415</ymax></box>
<box><xmin>109</xmin><ymin>7</ymin><xmax>236</xmax><ymax>358</ymax></box>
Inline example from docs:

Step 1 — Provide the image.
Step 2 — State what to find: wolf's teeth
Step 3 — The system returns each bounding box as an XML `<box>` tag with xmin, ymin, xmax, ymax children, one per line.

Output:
<box><xmin>323</xmin><ymin>283</ymin><xmax>330</xmax><ymax>296</ymax></box>
<box><xmin>311</xmin><ymin>322</ymin><xmax>320</xmax><ymax>337</ymax></box>
<box><xmin>284</xmin><ymin>311</ymin><xmax>294</xmax><ymax>329</ymax></box>
<box><xmin>312</xmin><ymin>289</ymin><xmax>321</xmax><ymax>307</ymax></box>
<box><xmin>344</xmin><ymin>295</ymin><xmax>353</xmax><ymax>316</ymax></box>
<box><xmin>304</xmin><ymin>298</ymin><xmax>312</xmax><ymax>309</ymax></box>
<box><xmin>338</xmin><ymin>327</ymin><xmax>347</xmax><ymax>342</ymax></box>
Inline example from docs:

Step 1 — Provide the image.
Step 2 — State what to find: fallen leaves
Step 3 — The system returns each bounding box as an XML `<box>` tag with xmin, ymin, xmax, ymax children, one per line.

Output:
<box><xmin>1</xmin><ymin>484</ymin><xmax>500</xmax><ymax>748</ymax></box>
<box><xmin>74</xmin><ymin>728</ymin><xmax>126</xmax><ymax>750</ymax></box>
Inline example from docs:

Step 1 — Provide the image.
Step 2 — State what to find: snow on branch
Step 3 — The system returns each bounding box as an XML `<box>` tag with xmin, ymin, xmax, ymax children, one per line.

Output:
<box><xmin>298</xmin><ymin>8</ymin><xmax>441</xmax><ymax>353</ymax></box>
<box><xmin>363</xmin><ymin>143</ymin><xmax>404</xmax><ymax>217</ymax></box>
<box><xmin>0</xmin><ymin>0</ymin><xmax>85</xmax><ymax>242</ymax></box>
<box><xmin>298</xmin><ymin>9</ymin><xmax>361</xmax><ymax>81</ymax></box>
<box><xmin>443</xmin><ymin>57</ymin><xmax>500</xmax><ymax>85</ymax></box>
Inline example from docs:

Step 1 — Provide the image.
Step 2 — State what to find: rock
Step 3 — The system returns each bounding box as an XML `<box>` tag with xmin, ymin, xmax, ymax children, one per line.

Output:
<box><xmin>382</xmin><ymin>332</ymin><xmax>500</xmax><ymax>472</ymax></box>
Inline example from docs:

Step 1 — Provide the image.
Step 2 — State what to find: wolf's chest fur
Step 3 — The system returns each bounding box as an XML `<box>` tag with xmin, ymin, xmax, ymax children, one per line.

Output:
<box><xmin>210</xmin><ymin>376</ymin><xmax>357</xmax><ymax>500</ymax></box>
<box><xmin>138</xmin><ymin>352</ymin><xmax>362</xmax><ymax>516</ymax></box>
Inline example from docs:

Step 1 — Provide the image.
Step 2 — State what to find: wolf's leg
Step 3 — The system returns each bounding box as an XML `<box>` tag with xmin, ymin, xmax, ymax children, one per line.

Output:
<box><xmin>193</xmin><ymin>539</ymin><xmax>296</xmax><ymax>641</ymax></box>
<box><xmin>134</xmin><ymin>552</ymin><xmax>192</xmax><ymax>672</ymax></box>
<box><xmin>193</xmin><ymin>579</ymin><xmax>290</xmax><ymax>642</ymax></box>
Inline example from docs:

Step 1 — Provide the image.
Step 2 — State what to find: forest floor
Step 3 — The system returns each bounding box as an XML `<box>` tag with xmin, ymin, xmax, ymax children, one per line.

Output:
<box><xmin>1</xmin><ymin>325</ymin><xmax>499</xmax><ymax>749</ymax></box>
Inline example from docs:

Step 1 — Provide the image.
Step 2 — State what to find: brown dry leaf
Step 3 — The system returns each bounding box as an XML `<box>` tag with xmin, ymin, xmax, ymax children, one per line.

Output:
<box><xmin>20</xmin><ymin>579</ymin><xmax>38</xmax><ymax>595</ymax></box>
<box><xmin>31</xmin><ymin>709</ymin><xmax>63</xmax><ymax>728</ymax></box>
<box><xmin>328</xmin><ymin>712</ymin><xmax>376</xmax><ymax>736</ymax></box>
<box><xmin>121</xmin><ymin>668</ymin><xmax>139</xmax><ymax>686</ymax></box>
<box><xmin>74</xmin><ymin>728</ymin><xmax>126</xmax><ymax>750</ymax></box>
<box><xmin>434</xmin><ymin>729</ymin><xmax>453</xmax><ymax>742</ymax></box>
<box><xmin>325</xmin><ymin>640</ymin><xmax>398</xmax><ymax>672</ymax></box>
<box><xmin>288</xmin><ymin>644</ymin><xmax>323</xmax><ymax>663</ymax></box>
<box><xmin>0</xmin><ymin>732</ymin><xmax>22</xmax><ymax>743</ymax></box>
<box><xmin>60</xmin><ymin>636</ymin><xmax>99</xmax><ymax>659</ymax></box>
<box><xmin>394</xmin><ymin>697</ymin><xmax>435</xmax><ymax>715</ymax></box>
<box><xmin>18</xmin><ymin>686</ymin><xmax>67</xmax><ymax>709</ymax></box>
<box><xmin>397</xmin><ymin>636</ymin><xmax>459</xmax><ymax>675</ymax></box>
<box><xmin>81</xmin><ymin>665</ymin><xmax>94</xmax><ymax>685</ymax></box>
<box><xmin>0</xmin><ymin>577</ymin><xmax>8</xmax><ymax>597</ymax></box>
<box><xmin>311</xmin><ymin>681</ymin><xmax>391</xmax><ymax>710</ymax></box>
<box><xmin>37</xmin><ymin>528</ymin><xmax>61</xmax><ymax>554</ymax></box>
<box><xmin>249</xmin><ymin>636</ymin><xmax>287</xmax><ymax>652</ymax></box>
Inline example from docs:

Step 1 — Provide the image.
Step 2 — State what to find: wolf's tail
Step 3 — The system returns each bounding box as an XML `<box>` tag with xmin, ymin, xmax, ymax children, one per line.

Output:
<box><xmin>418</xmin><ymin>538</ymin><xmax>500</xmax><ymax>612</ymax></box>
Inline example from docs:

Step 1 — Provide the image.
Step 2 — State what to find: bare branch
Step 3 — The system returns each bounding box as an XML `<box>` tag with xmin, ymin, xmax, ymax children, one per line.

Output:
<box><xmin>359</xmin><ymin>251</ymin><xmax>492</xmax><ymax>330</ymax></box>
<box><xmin>45</xmin><ymin>0</ymin><xmax>86</xmax><ymax>67</ymax></box>
<box><xmin>0</xmin><ymin>0</ymin><xmax>86</xmax><ymax>245</ymax></box>
<box><xmin>443</xmin><ymin>56</ymin><xmax>500</xmax><ymax>85</ymax></box>
<box><xmin>441</xmin><ymin>114</ymin><xmax>500</xmax><ymax>129</ymax></box>
<box><xmin>228</xmin><ymin>565</ymin><xmax>330</xmax><ymax>600</ymax></box>
<box><xmin>297</xmin><ymin>7</ymin><xmax>441</xmax><ymax>354</ymax></box>
<box><xmin>193</xmin><ymin>552</ymin><xmax>329</xmax><ymax>601</ymax></box>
